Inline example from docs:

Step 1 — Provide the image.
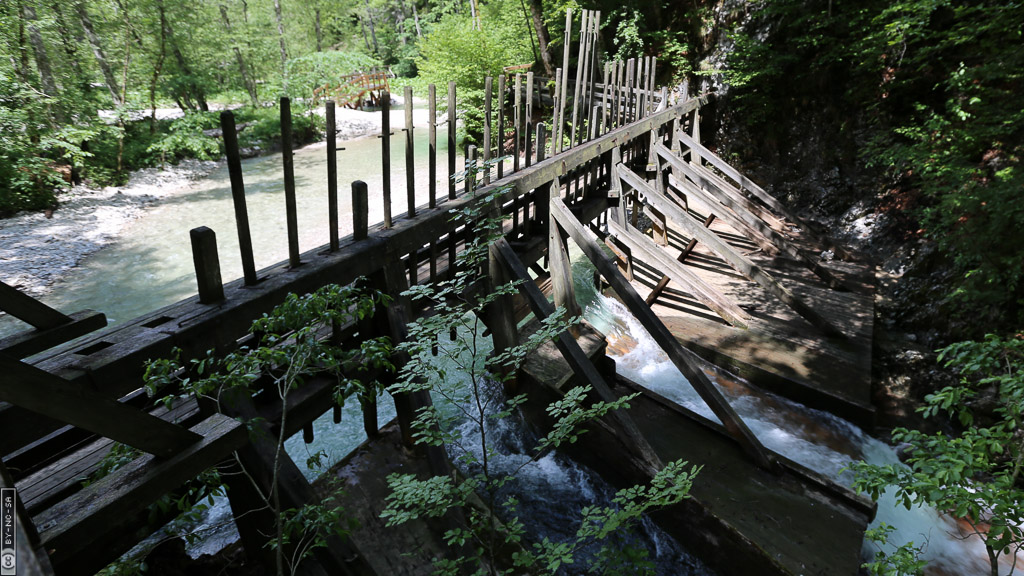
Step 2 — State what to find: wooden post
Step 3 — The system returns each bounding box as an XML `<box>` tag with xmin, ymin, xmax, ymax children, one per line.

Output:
<box><xmin>558</xmin><ymin>7</ymin><xmax>572</xmax><ymax>151</ymax></box>
<box><xmin>405</xmin><ymin>85</ymin><xmax>416</xmax><ymax>218</ymax></box>
<box><xmin>552</xmin><ymin>68</ymin><xmax>562</xmax><ymax>152</ymax></box>
<box><xmin>326</xmin><ymin>101</ymin><xmax>339</xmax><ymax>252</ymax></box>
<box><xmin>536</xmin><ymin>123</ymin><xmax>547</xmax><ymax>162</ymax></box>
<box><xmin>352</xmin><ymin>180</ymin><xmax>368</xmax><ymax>241</ymax></box>
<box><xmin>361</xmin><ymin>395</ymin><xmax>378</xmax><ymax>438</ymax></box>
<box><xmin>570</xmin><ymin>10</ymin><xmax>586</xmax><ymax>149</ymax></box>
<box><xmin>513</xmin><ymin>73</ymin><xmax>521</xmax><ymax>173</ymax></box>
<box><xmin>626</xmin><ymin>59</ymin><xmax>635</xmax><ymax>123</ymax></box>
<box><xmin>190</xmin><ymin>226</ymin><xmax>224</xmax><ymax>304</ymax></box>
<box><xmin>382</xmin><ymin>90</ymin><xmax>392</xmax><ymax>227</ymax></box>
<box><xmin>483</xmin><ymin>76</ymin><xmax>492</xmax><ymax>185</ymax></box>
<box><xmin>485</xmin><ymin>243</ymin><xmax>519</xmax><ymax>382</ymax></box>
<box><xmin>448</xmin><ymin>81</ymin><xmax>457</xmax><ymax>200</ymax></box>
<box><xmin>525</xmin><ymin>72</ymin><xmax>534</xmax><ymax>166</ymax></box>
<box><xmin>280</xmin><ymin>97</ymin><xmax>300</xmax><ymax>267</ymax></box>
<box><xmin>220</xmin><ymin>111</ymin><xmax>258</xmax><ymax>284</ymax></box>
<box><xmin>548</xmin><ymin>183</ymin><xmax>582</xmax><ymax>322</ymax></box>
<box><xmin>428</xmin><ymin>84</ymin><xmax>437</xmax><ymax>208</ymax></box>
<box><xmin>497</xmin><ymin>74</ymin><xmax>505</xmax><ymax>179</ymax></box>
<box><xmin>466</xmin><ymin>145</ymin><xmax>477</xmax><ymax>192</ymax></box>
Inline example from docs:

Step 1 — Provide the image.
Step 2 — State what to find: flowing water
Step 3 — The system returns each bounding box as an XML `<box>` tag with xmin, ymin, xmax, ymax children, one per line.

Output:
<box><xmin>573</xmin><ymin>256</ymin><xmax>1012</xmax><ymax>576</ymax></box>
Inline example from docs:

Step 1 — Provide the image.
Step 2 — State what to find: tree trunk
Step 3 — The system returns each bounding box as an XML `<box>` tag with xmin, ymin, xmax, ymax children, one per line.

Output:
<box><xmin>412</xmin><ymin>2</ymin><xmax>422</xmax><ymax>38</ymax></box>
<box><xmin>161</xmin><ymin>9</ymin><xmax>209</xmax><ymax>111</ymax></box>
<box><xmin>219</xmin><ymin>4</ymin><xmax>259</xmax><ymax>106</ymax></box>
<box><xmin>23</xmin><ymin>5</ymin><xmax>58</xmax><ymax>99</ymax></box>
<box><xmin>150</xmin><ymin>0</ymin><xmax>168</xmax><ymax>133</ymax></box>
<box><xmin>525</xmin><ymin>0</ymin><xmax>554</xmax><ymax>77</ymax></box>
<box><xmin>314</xmin><ymin>8</ymin><xmax>322</xmax><ymax>51</ymax></box>
<box><xmin>363</xmin><ymin>0</ymin><xmax>379</xmax><ymax>55</ymax></box>
<box><xmin>75</xmin><ymin>1</ymin><xmax>122</xmax><ymax>105</ymax></box>
<box><xmin>272</xmin><ymin>0</ymin><xmax>288</xmax><ymax>76</ymax></box>
<box><xmin>49</xmin><ymin>2</ymin><xmax>86</xmax><ymax>87</ymax></box>
<box><xmin>359</xmin><ymin>16</ymin><xmax>371</xmax><ymax>52</ymax></box>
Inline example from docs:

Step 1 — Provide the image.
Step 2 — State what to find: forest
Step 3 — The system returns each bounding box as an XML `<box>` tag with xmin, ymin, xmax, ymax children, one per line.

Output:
<box><xmin>2</xmin><ymin>0</ymin><xmax>1024</xmax><ymax>573</ymax></box>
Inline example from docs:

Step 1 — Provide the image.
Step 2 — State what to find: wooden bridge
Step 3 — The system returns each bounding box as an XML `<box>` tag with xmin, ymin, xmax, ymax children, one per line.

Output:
<box><xmin>313</xmin><ymin>69</ymin><xmax>390</xmax><ymax>110</ymax></box>
<box><xmin>0</xmin><ymin>14</ymin><xmax>876</xmax><ymax>576</ymax></box>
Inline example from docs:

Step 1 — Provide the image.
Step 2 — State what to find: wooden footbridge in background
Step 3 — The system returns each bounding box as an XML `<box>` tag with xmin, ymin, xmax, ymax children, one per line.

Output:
<box><xmin>0</xmin><ymin>13</ymin><xmax>877</xmax><ymax>576</ymax></box>
<box><xmin>313</xmin><ymin>69</ymin><xmax>391</xmax><ymax>109</ymax></box>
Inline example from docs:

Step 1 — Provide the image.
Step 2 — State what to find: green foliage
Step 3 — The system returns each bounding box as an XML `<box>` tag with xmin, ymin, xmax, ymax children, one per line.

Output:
<box><xmin>143</xmin><ymin>282</ymin><xmax>392</xmax><ymax>575</ymax></box>
<box><xmin>851</xmin><ymin>334</ymin><xmax>1024</xmax><ymax>575</ymax></box>
<box><xmin>414</xmin><ymin>3</ymin><xmax>533</xmax><ymax>144</ymax></box>
<box><xmin>147</xmin><ymin>111</ymin><xmax>221</xmax><ymax>162</ymax></box>
<box><xmin>383</xmin><ymin>166</ymin><xmax>698</xmax><ymax>574</ymax></box>
<box><xmin>862</xmin><ymin>524</ymin><xmax>927</xmax><ymax>576</ymax></box>
<box><xmin>607</xmin><ymin>9</ymin><xmax>643</xmax><ymax>61</ymax></box>
<box><xmin>725</xmin><ymin>0</ymin><xmax>1024</xmax><ymax>326</ymax></box>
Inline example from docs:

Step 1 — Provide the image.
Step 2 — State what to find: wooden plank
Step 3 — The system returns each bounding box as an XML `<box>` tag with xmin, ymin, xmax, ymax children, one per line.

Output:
<box><xmin>281</xmin><ymin>97</ymin><xmax>300</xmax><ymax>267</ymax></box>
<box><xmin>0</xmin><ymin>282</ymin><xmax>70</xmax><ymax>330</ymax></box>
<box><xmin>525</xmin><ymin>72</ymin><xmax>534</xmax><ymax>166</ymax></box>
<box><xmin>493</xmin><ymin>237</ymin><xmax>662</xmax><ymax>475</ymax></box>
<box><xmin>483</xmin><ymin>76</ymin><xmax>492</xmax><ymax>185</ymax></box>
<box><xmin>34</xmin><ymin>414</ymin><xmax>244</xmax><ymax>575</ymax></box>
<box><xmin>221</xmin><ymin>110</ymin><xmax>259</xmax><ymax>282</ymax></box>
<box><xmin>647</xmin><ymin>212</ymin><xmax>715</xmax><ymax>305</ymax></box>
<box><xmin>0</xmin><ymin>356</ymin><xmax>202</xmax><ymax>458</ymax></box>
<box><xmin>513</xmin><ymin>73</ymin><xmax>521</xmax><ymax>173</ymax></box>
<box><xmin>548</xmin><ymin>196</ymin><xmax>777</xmax><ymax>471</ymax></box>
<box><xmin>0</xmin><ymin>310</ymin><xmax>106</xmax><ymax>359</ymax></box>
<box><xmin>659</xmin><ymin>145</ymin><xmax>849</xmax><ymax>290</ymax></box>
<box><xmin>17</xmin><ymin>397</ymin><xmax>201</xmax><ymax>513</ymax></box>
<box><xmin>608</xmin><ymin>220</ymin><xmax>750</xmax><ymax>329</ymax></box>
<box><xmin>617</xmin><ymin>165</ymin><xmax>847</xmax><ymax>339</ymax></box>
<box><xmin>675</xmin><ymin>130</ymin><xmax>857</xmax><ymax>265</ymax></box>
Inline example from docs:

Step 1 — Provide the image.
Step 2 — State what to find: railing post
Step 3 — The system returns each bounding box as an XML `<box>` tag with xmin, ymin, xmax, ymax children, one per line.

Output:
<box><xmin>326</xmin><ymin>101</ymin><xmax>339</xmax><ymax>252</ymax></box>
<box><xmin>220</xmin><ymin>110</ymin><xmax>258</xmax><ymax>285</ymax></box>
<box><xmin>352</xmin><ymin>180</ymin><xmax>368</xmax><ymax>241</ymax></box>
<box><xmin>190</xmin><ymin>227</ymin><xmax>224</xmax><ymax>304</ymax></box>
<box><xmin>280</xmin><ymin>97</ymin><xmax>300</xmax><ymax>268</ymax></box>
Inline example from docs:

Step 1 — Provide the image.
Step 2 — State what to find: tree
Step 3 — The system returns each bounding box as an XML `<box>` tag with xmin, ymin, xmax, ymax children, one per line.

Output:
<box><xmin>383</xmin><ymin>170</ymin><xmax>700</xmax><ymax>574</ymax></box>
<box><xmin>851</xmin><ymin>334</ymin><xmax>1024</xmax><ymax>576</ymax></box>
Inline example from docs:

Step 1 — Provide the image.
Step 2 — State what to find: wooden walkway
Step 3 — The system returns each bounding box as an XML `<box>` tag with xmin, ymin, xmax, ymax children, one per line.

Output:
<box><xmin>0</xmin><ymin>17</ymin><xmax>875</xmax><ymax>573</ymax></box>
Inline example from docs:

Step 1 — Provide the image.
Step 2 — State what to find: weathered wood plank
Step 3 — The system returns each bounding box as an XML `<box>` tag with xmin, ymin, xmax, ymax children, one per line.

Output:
<box><xmin>428</xmin><ymin>84</ymin><xmax>437</xmax><ymax>208</ymax></box>
<box><xmin>34</xmin><ymin>414</ymin><xmax>244</xmax><ymax>573</ymax></box>
<box><xmin>381</xmin><ymin>90</ymin><xmax>393</xmax><ymax>227</ymax></box>
<box><xmin>0</xmin><ymin>281</ymin><xmax>70</xmax><ymax>330</ymax></box>
<box><xmin>327</xmin><ymin>101</ymin><xmax>340</xmax><ymax>252</ymax></box>
<box><xmin>617</xmin><ymin>165</ymin><xmax>846</xmax><ymax>339</ymax></box>
<box><xmin>0</xmin><ymin>356</ymin><xmax>202</xmax><ymax>458</ymax></box>
<box><xmin>608</xmin><ymin>219</ymin><xmax>750</xmax><ymax>329</ymax></box>
<box><xmin>548</xmin><ymin>196</ymin><xmax>777</xmax><ymax>471</ymax></box>
<box><xmin>404</xmin><ymin>86</ymin><xmax>416</xmax><ymax>218</ymax></box>
<box><xmin>0</xmin><ymin>310</ymin><xmax>106</xmax><ymax>359</ymax></box>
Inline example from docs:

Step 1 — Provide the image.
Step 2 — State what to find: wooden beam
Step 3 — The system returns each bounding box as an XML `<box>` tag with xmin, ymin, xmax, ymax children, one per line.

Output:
<box><xmin>0</xmin><ymin>310</ymin><xmax>107</xmax><ymax>359</ymax></box>
<box><xmin>675</xmin><ymin>130</ymin><xmax>856</xmax><ymax>261</ymax></box>
<box><xmin>617</xmin><ymin>166</ymin><xmax>847</xmax><ymax>339</ymax></box>
<box><xmin>658</xmin><ymin>144</ymin><xmax>850</xmax><ymax>291</ymax></box>
<box><xmin>0</xmin><ymin>356</ymin><xmax>202</xmax><ymax>458</ymax></box>
<box><xmin>646</xmin><ymin>213</ymin><xmax>715</xmax><ymax>306</ymax></box>
<box><xmin>33</xmin><ymin>414</ymin><xmax>244</xmax><ymax>573</ymax></box>
<box><xmin>608</xmin><ymin>220</ymin><xmax>750</xmax><ymax>329</ymax></box>
<box><xmin>493</xmin><ymin>238</ymin><xmax>663</xmax><ymax>476</ymax></box>
<box><xmin>548</xmin><ymin>197</ymin><xmax>778</xmax><ymax>471</ymax></box>
<box><xmin>0</xmin><ymin>282</ymin><xmax>70</xmax><ymax>330</ymax></box>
